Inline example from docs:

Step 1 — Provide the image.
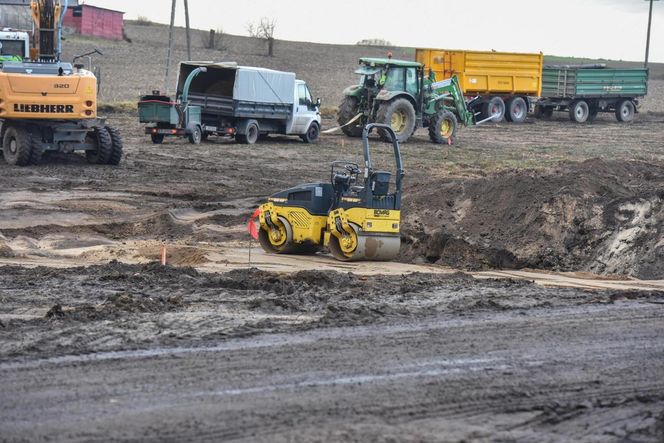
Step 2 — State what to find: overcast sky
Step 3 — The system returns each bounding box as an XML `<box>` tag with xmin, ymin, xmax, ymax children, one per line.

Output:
<box><xmin>85</xmin><ymin>0</ymin><xmax>664</xmax><ymax>63</ymax></box>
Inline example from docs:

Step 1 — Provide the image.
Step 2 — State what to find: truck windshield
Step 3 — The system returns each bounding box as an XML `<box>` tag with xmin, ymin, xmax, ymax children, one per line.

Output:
<box><xmin>0</xmin><ymin>40</ymin><xmax>25</xmax><ymax>58</ymax></box>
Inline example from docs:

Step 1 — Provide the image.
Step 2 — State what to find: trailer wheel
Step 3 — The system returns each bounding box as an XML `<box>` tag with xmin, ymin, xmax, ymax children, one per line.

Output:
<box><xmin>85</xmin><ymin>126</ymin><xmax>113</xmax><ymax>164</ymax></box>
<box><xmin>482</xmin><ymin>97</ymin><xmax>505</xmax><ymax>122</ymax></box>
<box><xmin>569</xmin><ymin>100</ymin><xmax>589</xmax><ymax>123</ymax></box>
<box><xmin>615</xmin><ymin>100</ymin><xmax>635</xmax><ymax>122</ymax></box>
<box><xmin>105</xmin><ymin>126</ymin><xmax>124</xmax><ymax>165</ymax></box>
<box><xmin>535</xmin><ymin>105</ymin><xmax>554</xmax><ymax>119</ymax></box>
<box><xmin>151</xmin><ymin>134</ymin><xmax>164</xmax><ymax>144</ymax></box>
<box><xmin>588</xmin><ymin>104</ymin><xmax>599</xmax><ymax>122</ymax></box>
<box><xmin>428</xmin><ymin>110</ymin><xmax>458</xmax><ymax>145</ymax></box>
<box><xmin>505</xmin><ymin>97</ymin><xmax>527</xmax><ymax>123</ymax></box>
<box><xmin>301</xmin><ymin>122</ymin><xmax>320</xmax><ymax>143</ymax></box>
<box><xmin>2</xmin><ymin>125</ymin><xmax>33</xmax><ymax>166</ymax></box>
<box><xmin>376</xmin><ymin>97</ymin><xmax>416</xmax><ymax>143</ymax></box>
<box><xmin>338</xmin><ymin>96</ymin><xmax>364</xmax><ymax>137</ymax></box>
<box><xmin>188</xmin><ymin>125</ymin><xmax>202</xmax><ymax>144</ymax></box>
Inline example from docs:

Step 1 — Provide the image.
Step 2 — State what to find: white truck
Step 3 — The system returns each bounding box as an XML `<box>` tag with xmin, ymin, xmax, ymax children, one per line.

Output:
<box><xmin>0</xmin><ymin>29</ymin><xmax>29</xmax><ymax>61</ymax></box>
<box><xmin>175</xmin><ymin>62</ymin><xmax>321</xmax><ymax>144</ymax></box>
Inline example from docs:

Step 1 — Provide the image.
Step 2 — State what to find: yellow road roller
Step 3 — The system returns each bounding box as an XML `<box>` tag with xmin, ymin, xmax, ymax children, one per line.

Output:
<box><xmin>257</xmin><ymin>123</ymin><xmax>404</xmax><ymax>261</ymax></box>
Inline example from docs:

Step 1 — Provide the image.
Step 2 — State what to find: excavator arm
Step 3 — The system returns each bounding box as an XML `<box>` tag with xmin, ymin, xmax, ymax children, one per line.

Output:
<box><xmin>30</xmin><ymin>0</ymin><xmax>67</xmax><ymax>62</ymax></box>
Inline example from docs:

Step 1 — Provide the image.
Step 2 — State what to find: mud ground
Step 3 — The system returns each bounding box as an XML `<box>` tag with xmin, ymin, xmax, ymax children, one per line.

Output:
<box><xmin>1</xmin><ymin>262</ymin><xmax>663</xmax><ymax>441</ymax></box>
<box><xmin>1</xmin><ymin>30</ymin><xmax>664</xmax><ymax>439</ymax></box>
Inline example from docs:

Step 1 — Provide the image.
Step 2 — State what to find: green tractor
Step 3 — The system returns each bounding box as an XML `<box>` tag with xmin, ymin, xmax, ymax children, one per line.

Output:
<box><xmin>338</xmin><ymin>57</ymin><xmax>483</xmax><ymax>144</ymax></box>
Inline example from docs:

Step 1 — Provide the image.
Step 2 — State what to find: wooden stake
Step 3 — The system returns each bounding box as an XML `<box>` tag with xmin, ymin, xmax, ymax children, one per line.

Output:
<box><xmin>160</xmin><ymin>246</ymin><xmax>167</xmax><ymax>265</ymax></box>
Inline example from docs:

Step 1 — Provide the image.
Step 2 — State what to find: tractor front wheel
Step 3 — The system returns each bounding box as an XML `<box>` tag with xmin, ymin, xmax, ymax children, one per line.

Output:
<box><xmin>428</xmin><ymin>110</ymin><xmax>458</xmax><ymax>145</ymax></box>
<box><xmin>376</xmin><ymin>98</ymin><xmax>416</xmax><ymax>143</ymax></box>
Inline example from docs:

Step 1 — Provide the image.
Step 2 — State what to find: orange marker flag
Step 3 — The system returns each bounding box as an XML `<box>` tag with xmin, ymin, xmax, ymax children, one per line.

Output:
<box><xmin>247</xmin><ymin>207</ymin><xmax>261</xmax><ymax>240</ymax></box>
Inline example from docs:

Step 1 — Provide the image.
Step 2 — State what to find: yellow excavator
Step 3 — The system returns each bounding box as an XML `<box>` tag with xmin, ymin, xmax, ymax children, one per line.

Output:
<box><xmin>257</xmin><ymin>123</ymin><xmax>404</xmax><ymax>261</ymax></box>
<box><xmin>0</xmin><ymin>0</ymin><xmax>122</xmax><ymax>166</ymax></box>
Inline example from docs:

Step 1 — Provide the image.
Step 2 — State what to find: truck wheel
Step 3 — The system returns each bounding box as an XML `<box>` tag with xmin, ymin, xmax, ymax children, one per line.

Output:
<box><xmin>85</xmin><ymin>127</ymin><xmax>113</xmax><ymax>164</ymax></box>
<box><xmin>569</xmin><ymin>100</ymin><xmax>589</xmax><ymax>123</ymax></box>
<box><xmin>188</xmin><ymin>125</ymin><xmax>202</xmax><ymax>144</ymax></box>
<box><xmin>151</xmin><ymin>134</ymin><xmax>164</xmax><ymax>144</ymax></box>
<box><xmin>3</xmin><ymin>126</ymin><xmax>33</xmax><ymax>166</ymax></box>
<box><xmin>505</xmin><ymin>97</ymin><xmax>527</xmax><ymax>123</ymax></box>
<box><xmin>338</xmin><ymin>96</ymin><xmax>363</xmax><ymax>137</ymax></box>
<box><xmin>482</xmin><ymin>97</ymin><xmax>505</xmax><ymax>122</ymax></box>
<box><xmin>105</xmin><ymin>126</ymin><xmax>124</xmax><ymax>165</ymax></box>
<box><xmin>301</xmin><ymin>122</ymin><xmax>320</xmax><ymax>143</ymax></box>
<box><xmin>428</xmin><ymin>110</ymin><xmax>458</xmax><ymax>145</ymax></box>
<box><xmin>615</xmin><ymin>100</ymin><xmax>635</xmax><ymax>122</ymax></box>
<box><xmin>236</xmin><ymin>121</ymin><xmax>259</xmax><ymax>145</ymax></box>
<box><xmin>376</xmin><ymin>98</ymin><xmax>416</xmax><ymax>143</ymax></box>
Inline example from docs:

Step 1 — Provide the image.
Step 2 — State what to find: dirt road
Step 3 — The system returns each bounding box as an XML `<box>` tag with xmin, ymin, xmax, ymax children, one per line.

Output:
<box><xmin>2</xmin><ymin>296</ymin><xmax>663</xmax><ymax>441</ymax></box>
<box><xmin>1</xmin><ymin>263</ymin><xmax>663</xmax><ymax>441</ymax></box>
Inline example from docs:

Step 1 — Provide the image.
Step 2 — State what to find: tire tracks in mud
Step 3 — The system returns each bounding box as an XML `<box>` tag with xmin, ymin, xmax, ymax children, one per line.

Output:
<box><xmin>1</xmin><ymin>302</ymin><xmax>662</xmax><ymax>441</ymax></box>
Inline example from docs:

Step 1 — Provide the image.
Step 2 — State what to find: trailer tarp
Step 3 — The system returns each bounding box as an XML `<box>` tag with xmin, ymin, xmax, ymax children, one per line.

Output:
<box><xmin>233</xmin><ymin>67</ymin><xmax>295</xmax><ymax>104</ymax></box>
<box><xmin>177</xmin><ymin>62</ymin><xmax>295</xmax><ymax>105</ymax></box>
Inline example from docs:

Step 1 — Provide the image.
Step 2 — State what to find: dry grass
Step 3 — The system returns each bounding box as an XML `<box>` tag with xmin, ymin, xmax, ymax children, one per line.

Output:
<box><xmin>62</xmin><ymin>21</ymin><xmax>664</xmax><ymax>115</ymax></box>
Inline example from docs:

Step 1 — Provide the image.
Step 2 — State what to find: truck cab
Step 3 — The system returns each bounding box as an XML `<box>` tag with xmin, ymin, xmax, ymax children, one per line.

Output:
<box><xmin>0</xmin><ymin>30</ymin><xmax>29</xmax><ymax>62</ymax></box>
<box><xmin>289</xmin><ymin>79</ymin><xmax>321</xmax><ymax>141</ymax></box>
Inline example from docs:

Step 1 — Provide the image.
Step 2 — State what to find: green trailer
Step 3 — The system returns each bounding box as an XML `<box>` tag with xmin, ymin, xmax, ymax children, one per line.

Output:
<box><xmin>535</xmin><ymin>65</ymin><xmax>648</xmax><ymax>123</ymax></box>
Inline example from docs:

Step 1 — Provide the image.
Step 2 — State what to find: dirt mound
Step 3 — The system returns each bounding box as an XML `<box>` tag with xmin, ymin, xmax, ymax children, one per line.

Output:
<box><xmin>401</xmin><ymin>159</ymin><xmax>664</xmax><ymax>279</ymax></box>
<box><xmin>136</xmin><ymin>246</ymin><xmax>210</xmax><ymax>266</ymax></box>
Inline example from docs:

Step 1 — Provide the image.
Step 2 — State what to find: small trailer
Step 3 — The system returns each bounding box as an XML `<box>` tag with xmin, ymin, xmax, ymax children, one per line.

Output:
<box><xmin>138</xmin><ymin>66</ymin><xmax>206</xmax><ymax>144</ymax></box>
<box><xmin>535</xmin><ymin>65</ymin><xmax>649</xmax><ymax>123</ymax></box>
<box><xmin>139</xmin><ymin>62</ymin><xmax>321</xmax><ymax>145</ymax></box>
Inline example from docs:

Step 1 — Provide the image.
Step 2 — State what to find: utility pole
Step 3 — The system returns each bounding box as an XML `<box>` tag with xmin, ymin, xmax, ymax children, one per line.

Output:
<box><xmin>164</xmin><ymin>0</ymin><xmax>177</xmax><ymax>94</ymax></box>
<box><xmin>184</xmin><ymin>0</ymin><xmax>191</xmax><ymax>60</ymax></box>
<box><xmin>645</xmin><ymin>0</ymin><xmax>660</xmax><ymax>68</ymax></box>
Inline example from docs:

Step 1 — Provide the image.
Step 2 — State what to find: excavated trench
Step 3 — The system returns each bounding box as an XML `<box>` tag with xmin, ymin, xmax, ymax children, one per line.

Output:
<box><xmin>399</xmin><ymin>159</ymin><xmax>664</xmax><ymax>279</ymax></box>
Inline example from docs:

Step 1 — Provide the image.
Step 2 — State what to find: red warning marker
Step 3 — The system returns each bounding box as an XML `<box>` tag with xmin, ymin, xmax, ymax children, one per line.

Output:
<box><xmin>247</xmin><ymin>207</ymin><xmax>261</xmax><ymax>240</ymax></box>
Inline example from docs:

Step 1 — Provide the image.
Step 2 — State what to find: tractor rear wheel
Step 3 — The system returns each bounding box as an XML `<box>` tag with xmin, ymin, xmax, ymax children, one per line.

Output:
<box><xmin>615</xmin><ymin>100</ymin><xmax>635</xmax><ymax>122</ymax></box>
<box><xmin>338</xmin><ymin>96</ymin><xmax>364</xmax><ymax>137</ymax></box>
<box><xmin>2</xmin><ymin>126</ymin><xmax>33</xmax><ymax>166</ymax></box>
<box><xmin>505</xmin><ymin>97</ymin><xmax>527</xmax><ymax>123</ymax></box>
<box><xmin>376</xmin><ymin>98</ymin><xmax>416</xmax><ymax>143</ymax></box>
<box><xmin>105</xmin><ymin>126</ymin><xmax>124</xmax><ymax>165</ymax></box>
<box><xmin>428</xmin><ymin>110</ymin><xmax>458</xmax><ymax>145</ymax></box>
<box><xmin>85</xmin><ymin>127</ymin><xmax>113</xmax><ymax>164</ymax></box>
<box><xmin>151</xmin><ymin>134</ymin><xmax>164</xmax><ymax>144</ymax></box>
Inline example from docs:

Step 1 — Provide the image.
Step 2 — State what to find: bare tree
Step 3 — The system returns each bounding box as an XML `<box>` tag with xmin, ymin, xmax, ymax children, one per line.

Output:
<box><xmin>202</xmin><ymin>28</ymin><xmax>225</xmax><ymax>51</ymax></box>
<box><xmin>247</xmin><ymin>18</ymin><xmax>276</xmax><ymax>56</ymax></box>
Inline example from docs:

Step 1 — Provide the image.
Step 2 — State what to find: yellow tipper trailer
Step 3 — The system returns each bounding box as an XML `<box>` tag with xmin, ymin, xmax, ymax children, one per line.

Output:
<box><xmin>415</xmin><ymin>48</ymin><xmax>544</xmax><ymax>123</ymax></box>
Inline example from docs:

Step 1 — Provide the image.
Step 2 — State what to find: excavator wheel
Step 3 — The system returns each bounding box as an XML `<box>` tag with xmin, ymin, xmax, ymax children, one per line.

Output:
<box><xmin>2</xmin><ymin>126</ymin><xmax>33</xmax><ymax>166</ymax></box>
<box><xmin>105</xmin><ymin>126</ymin><xmax>124</xmax><ymax>165</ymax></box>
<box><xmin>85</xmin><ymin>126</ymin><xmax>113</xmax><ymax>164</ymax></box>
